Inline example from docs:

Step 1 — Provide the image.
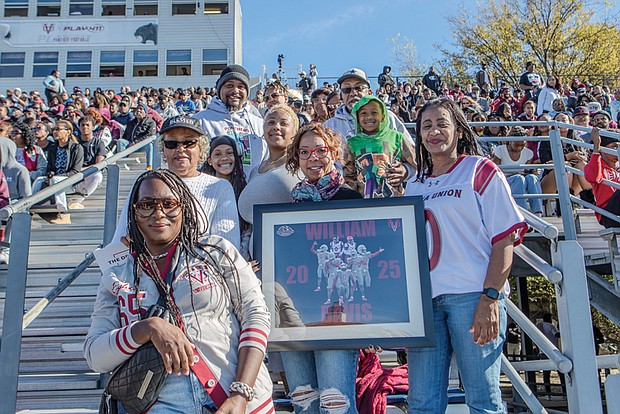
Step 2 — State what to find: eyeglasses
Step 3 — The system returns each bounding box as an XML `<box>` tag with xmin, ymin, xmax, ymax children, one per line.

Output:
<box><xmin>163</xmin><ymin>139</ymin><xmax>199</xmax><ymax>150</ymax></box>
<box><xmin>10</xmin><ymin>129</ymin><xmax>21</xmax><ymax>135</ymax></box>
<box><xmin>34</xmin><ymin>126</ymin><xmax>43</xmax><ymax>131</ymax></box>
<box><xmin>265</xmin><ymin>92</ymin><xmax>283</xmax><ymax>102</ymax></box>
<box><xmin>341</xmin><ymin>85</ymin><xmax>368</xmax><ymax>95</ymax></box>
<box><xmin>134</xmin><ymin>198</ymin><xmax>182</xmax><ymax>218</ymax></box>
<box><xmin>298</xmin><ymin>146</ymin><xmax>330</xmax><ymax>160</ymax></box>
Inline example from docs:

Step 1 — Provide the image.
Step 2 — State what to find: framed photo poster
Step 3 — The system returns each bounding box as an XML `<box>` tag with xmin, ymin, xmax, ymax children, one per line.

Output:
<box><xmin>254</xmin><ymin>197</ymin><xmax>434</xmax><ymax>352</ymax></box>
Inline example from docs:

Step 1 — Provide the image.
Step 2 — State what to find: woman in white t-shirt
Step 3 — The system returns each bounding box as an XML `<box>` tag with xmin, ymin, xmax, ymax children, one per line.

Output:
<box><xmin>492</xmin><ymin>126</ymin><xmax>543</xmax><ymax>215</ymax></box>
<box><xmin>405</xmin><ymin>99</ymin><xmax>527</xmax><ymax>413</ymax></box>
<box><xmin>536</xmin><ymin>74</ymin><xmax>562</xmax><ymax>116</ymax></box>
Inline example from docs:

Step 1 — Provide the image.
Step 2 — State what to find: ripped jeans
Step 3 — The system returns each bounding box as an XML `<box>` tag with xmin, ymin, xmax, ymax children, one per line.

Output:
<box><xmin>281</xmin><ymin>350</ymin><xmax>358</xmax><ymax>414</ymax></box>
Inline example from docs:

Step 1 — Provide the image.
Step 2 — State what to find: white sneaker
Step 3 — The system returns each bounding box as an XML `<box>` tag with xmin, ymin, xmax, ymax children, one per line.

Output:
<box><xmin>68</xmin><ymin>202</ymin><xmax>85</xmax><ymax>210</ymax></box>
<box><xmin>0</xmin><ymin>251</ymin><xmax>8</xmax><ymax>264</ymax></box>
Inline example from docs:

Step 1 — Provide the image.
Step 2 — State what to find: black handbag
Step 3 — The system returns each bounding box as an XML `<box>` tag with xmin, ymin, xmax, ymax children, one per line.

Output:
<box><xmin>99</xmin><ymin>260</ymin><xmax>178</xmax><ymax>414</ymax></box>
<box><xmin>99</xmin><ymin>341</ymin><xmax>168</xmax><ymax>414</ymax></box>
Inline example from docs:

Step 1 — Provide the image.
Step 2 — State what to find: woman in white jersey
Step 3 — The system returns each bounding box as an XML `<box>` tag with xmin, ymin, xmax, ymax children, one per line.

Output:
<box><xmin>405</xmin><ymin>99</ymin><xmax>527</xmax><ymax>413</ymax></box>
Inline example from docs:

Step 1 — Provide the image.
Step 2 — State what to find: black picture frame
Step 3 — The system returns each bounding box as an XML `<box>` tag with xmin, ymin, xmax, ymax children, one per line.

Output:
<box><xmin>254</xmin><ymin>197</ymin><xmax>434</xmax><ymax>351</ymax></box>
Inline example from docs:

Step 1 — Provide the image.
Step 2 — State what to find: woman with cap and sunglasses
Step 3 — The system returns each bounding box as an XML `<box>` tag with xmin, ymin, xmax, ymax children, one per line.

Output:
<box><xmin>111</xmin><ymin>115</ymin><xmax>240</xmax><ymax>252</ymax></box>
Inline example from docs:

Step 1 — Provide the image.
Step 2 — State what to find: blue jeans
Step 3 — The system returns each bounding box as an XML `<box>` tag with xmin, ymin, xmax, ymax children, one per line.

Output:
<box><xmin>507</xmin><ymin>174</ymin><xmax>543</xmax><ymax>214</ymax></box>
<box><xmin>116</xmin><ymin>138</ymin><xmax>154</xmax><ymax>167</ymax></box>
<box><xmin>117</xmin><ymin>372</ymin><xmax>215</xmax><ymax>413</ymax></box>
<box><xmin>281</xmin><ymin>350</ymin><xmax>359</xmax><ymax>414</ymax></box>
<box><xmin>407</xmin><ymin>293</ymin><xmax>507</xmax><ymax>414</ymax></box>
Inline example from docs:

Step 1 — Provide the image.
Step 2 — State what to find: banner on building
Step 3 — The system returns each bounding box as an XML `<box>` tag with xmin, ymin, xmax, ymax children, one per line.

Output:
<box><xmin>0</xmin><ymin>19</ymin><xmax>158</xmax><ymax>46</ymax></box>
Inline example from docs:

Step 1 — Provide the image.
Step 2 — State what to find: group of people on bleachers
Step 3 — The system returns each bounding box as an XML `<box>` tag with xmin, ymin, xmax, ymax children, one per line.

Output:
<box><xmin>2</xmin><ymin>60</ymin><xmax>616</xmax><ymax>413</ymax></box>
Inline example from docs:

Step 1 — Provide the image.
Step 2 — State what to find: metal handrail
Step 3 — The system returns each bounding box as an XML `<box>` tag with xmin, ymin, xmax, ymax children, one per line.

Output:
<box><xmin>21</xmin><ymin>252</ymin><xmax>95</xmax><ymax>329</ymax></box>
<box><xmin>506</xmin><ymin>299</ymin><xmax>573</xmax><ymax>374</ymax></box>
<box><xmin>0</xmin><ymin>135</ymin><xmax>157</xmax><ymax>220</ymax></box>
<box><xmin>514</xmin><ymin>244</ymin><xmax>562</xmax><ymax>283</ymax></box>
<box><xmin>519</xmin><ymin>209</ymin><xmax>559</xmax><ymax>240</ymax></box>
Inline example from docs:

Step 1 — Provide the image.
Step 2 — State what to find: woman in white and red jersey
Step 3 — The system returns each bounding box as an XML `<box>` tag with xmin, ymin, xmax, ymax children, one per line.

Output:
<box><xmin>405</xmin><ymin>99</ymin><xmax>527</xmax><ymax>414</ymax></box>
<box><xmin>85</xmin><ymin>169</ymin><xmax>273</xmax><ymax>414</ymax></box>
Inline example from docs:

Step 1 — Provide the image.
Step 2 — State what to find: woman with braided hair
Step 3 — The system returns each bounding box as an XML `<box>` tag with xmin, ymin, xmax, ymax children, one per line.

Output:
<box><xmin>85</xmin><ymin>169</ymin><xmax>274</xmax><ymax>413</ymax></box>
<box><xmin>11</xmin><ymin>121</ymin><xmax>47</xmax><ymax>182</ymax></box>
<box><xmin>405</xmin><ymin>99</ymin><xmax>527</xmax><ymax>413</ymax></box>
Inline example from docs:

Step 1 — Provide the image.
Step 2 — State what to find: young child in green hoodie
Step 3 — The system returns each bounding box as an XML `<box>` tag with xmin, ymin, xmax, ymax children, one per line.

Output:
<box><xmin>343</xmin><ymin>95</ymin><xmax>415</xmax><ymax>198</ymax></box>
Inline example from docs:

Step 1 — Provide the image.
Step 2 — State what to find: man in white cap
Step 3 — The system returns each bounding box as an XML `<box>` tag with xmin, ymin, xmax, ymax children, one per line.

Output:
<box><xmin>324</xmin><ymin>68</ymin><xmax>413</xmax><ymax>147</ymax></box>
<box><xmin>193</xmin><ymin>64</ymin><xmax>266</xmax><ymax>175</ymax></box>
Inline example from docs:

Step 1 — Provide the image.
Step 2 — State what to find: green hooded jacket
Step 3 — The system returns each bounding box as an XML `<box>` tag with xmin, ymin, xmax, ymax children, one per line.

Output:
<box><xmin>344</xmin><ymin>95</ymin><xmax>413</xmax><ymax>198</ymax></box>
<box><xmin>349</xmin><ymin>95</ymin><xmax>403</xmax><ymax>160</ymax></box>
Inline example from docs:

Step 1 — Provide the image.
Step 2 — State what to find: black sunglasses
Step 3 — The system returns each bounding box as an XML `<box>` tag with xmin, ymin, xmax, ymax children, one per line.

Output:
<box><xmin>162</xmin><ymin>139</ymin><xmax>199</xmax><ymax>150</ymax></box>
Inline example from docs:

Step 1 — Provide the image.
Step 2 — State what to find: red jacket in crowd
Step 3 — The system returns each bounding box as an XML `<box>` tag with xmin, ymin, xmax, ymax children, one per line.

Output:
<box><xmin>584</xmin><ymin>152</ymin><xmax>620</xmax><ymax>222</ymax></box>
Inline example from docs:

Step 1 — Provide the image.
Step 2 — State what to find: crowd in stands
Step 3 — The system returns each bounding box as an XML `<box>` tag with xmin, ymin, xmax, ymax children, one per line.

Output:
<box><xmin>1</xmin><ymin>59</ymin><xmax>618</xmax><ymax>412</ymax></box>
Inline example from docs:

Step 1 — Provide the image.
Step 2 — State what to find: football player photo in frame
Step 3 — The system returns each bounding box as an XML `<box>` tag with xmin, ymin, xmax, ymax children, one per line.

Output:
<box><xmin>254</xmin><ymin>197</ymin><xmax>434</xmax><ymax>352</ymax></box>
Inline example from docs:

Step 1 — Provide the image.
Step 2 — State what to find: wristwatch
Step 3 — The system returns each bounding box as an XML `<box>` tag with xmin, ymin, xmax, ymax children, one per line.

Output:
<box><xmin>482</xmin><ymin>287</ymin><xmax>500</xmax><ymax>300</ymax></box>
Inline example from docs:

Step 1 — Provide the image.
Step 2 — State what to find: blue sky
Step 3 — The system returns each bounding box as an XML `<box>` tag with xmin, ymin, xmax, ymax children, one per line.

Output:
<box><xmin>240</xmin><ymin>0</ymin><xmax>468</xmax><ymax>84</ymax></box>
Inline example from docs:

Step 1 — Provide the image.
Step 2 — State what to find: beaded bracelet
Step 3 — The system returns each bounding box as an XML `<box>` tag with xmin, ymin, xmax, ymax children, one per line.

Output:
<box><xmin>229</xmin><ymin>381</ymin><xmax>255</xmax><ymax>401</ymax></box>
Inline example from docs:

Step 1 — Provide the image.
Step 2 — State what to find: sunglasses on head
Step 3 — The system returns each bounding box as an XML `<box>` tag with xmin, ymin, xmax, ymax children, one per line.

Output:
<box><xmin>162</xmin><ymin>139</ymin><xmax>199</xmax><ymax>150</ymax></box>
<box><xmin>134</xmin><ymin>198</ymin><xmax>182</xmax><ymax>218</ymax></box>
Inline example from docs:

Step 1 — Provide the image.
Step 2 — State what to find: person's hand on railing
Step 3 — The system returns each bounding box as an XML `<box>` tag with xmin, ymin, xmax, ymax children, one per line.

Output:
<box><xmin>591</xmin><ymin>127</ymin><xmax>601</xmax><ymax>153</ymax></box>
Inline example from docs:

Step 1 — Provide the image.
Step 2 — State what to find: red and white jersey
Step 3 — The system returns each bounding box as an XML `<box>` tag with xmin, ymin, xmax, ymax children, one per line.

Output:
<box><xmin>406</xmin><ymin>155</ymin><xmax>527</xmax><ymax>298</ymax></box>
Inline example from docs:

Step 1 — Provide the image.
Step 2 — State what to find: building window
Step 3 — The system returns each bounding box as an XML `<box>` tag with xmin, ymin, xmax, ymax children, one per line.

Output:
<box><xmin>166</xmin><ymin>50</ymin><xmax>191</xmax><ymax>76</ymax></box>
<box><xmin>133</xmin><ymin>50</ymin><xmax>158</xmax><ymax>77</ymax></box>
<box><xmin>134</xmin><ymin>0</ymin><xmax>157</xmax><ymax>15</ymax></box>
<box><xmin>172</xmin><ymin>1</ymin><xmax>195</xmax><ymax>15</ymax></box>
<box><xmin>100</xmin><ymin>51</ymin><xmax>124</xmax><ymax>77</ymax></box>
<box><xmin>33</xmin><ymin>52</ymin><xmax>59</xmax><ymax>77</ymax></box>
<box><xmin>37</xmin><ymin>0</ymin><xmax>61</xmax><ymax>17</ymax></box>
<box><xmin>66</xmin><ymin>51</ymin><xmax>92</xmax><ymax>77</ymax></box>
<box><xmin>101</xmin><ymin>0</ymin><xmax>125</xmax><ymax>16</ymax></box>
<box><xmin>0</xmin><ymin>52</ymin><xmax>25</xmax><ymax>78</ymax></box>
<box><xmin>4</xmin><ymin>0</ymin><xmax>28</xmax><ymax>17</ymax></box>
<box><xmin>204</xmin><ymin>2</ymin><xmax>228</xmax><ymax>14</ymax></box>
<box><xmin>202</xmin><ymin>49</ymin><xmax>227</xmax><ymax>76</ymax></box>
<box><xmin>69</xmin><ymin>0</ymin><xmax>93</xmax><ymax>15</ymax></box>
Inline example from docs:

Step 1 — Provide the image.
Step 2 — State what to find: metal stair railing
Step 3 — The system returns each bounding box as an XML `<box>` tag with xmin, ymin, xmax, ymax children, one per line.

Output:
<box><xmin>0</xmin><ymin>135</ymin><xmax>159</xmax><ymax>414</ymax></box>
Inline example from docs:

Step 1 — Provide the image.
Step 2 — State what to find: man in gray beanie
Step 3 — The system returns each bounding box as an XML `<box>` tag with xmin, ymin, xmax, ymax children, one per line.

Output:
<box><xmin>194</xmin><ymin>64</ymin><xmax>267</xmax><ymax>176</ymax></box>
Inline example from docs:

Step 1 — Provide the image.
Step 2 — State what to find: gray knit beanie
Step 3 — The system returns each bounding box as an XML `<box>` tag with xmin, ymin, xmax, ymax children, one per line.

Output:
<box><xmin>216</xmin><ymin>64</ymin><xmax>250</xmax><ymax>97</ymax></box>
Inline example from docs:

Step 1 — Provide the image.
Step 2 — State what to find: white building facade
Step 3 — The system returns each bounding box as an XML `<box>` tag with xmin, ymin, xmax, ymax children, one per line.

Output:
<box><xmin>0</xmin><ymin>0</ymin><xmax>242</xmax><ymax>92</ymax></box>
